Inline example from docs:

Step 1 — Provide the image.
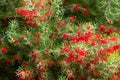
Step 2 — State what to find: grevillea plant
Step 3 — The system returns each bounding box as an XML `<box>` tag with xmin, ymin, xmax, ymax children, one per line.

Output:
<box><xmin>0</xmin><ymin>0</ymin><xmax>120</xmax><ymax>80</ymax></box>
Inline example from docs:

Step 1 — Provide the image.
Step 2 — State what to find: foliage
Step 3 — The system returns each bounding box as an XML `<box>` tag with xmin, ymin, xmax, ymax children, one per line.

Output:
<box><xmin>0</xmin><ymin>0</ymin><xmax>120</xmax><ymax>80</ymax></box>
<box><xmin>63</xmin><ymin>0</ymin><xmax>120</xmax><ymax>24</ymax></box>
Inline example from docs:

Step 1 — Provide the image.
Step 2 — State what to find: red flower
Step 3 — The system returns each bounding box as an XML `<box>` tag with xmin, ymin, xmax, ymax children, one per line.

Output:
<box><xmin>16</xmin><ymin>9</ymin><xmax>38</xmax><ymax>19</ymax></box>
<box><xmin>45</xmin><ymin>9</ymin><xmax>53</xmax><ymax>16</ymax></box>
<box><xmin>109</xmin><ymin>37</ymin><xmax>117</xmax><ymax>41</ymax></box>
<box><xmin>31</xmin><ymin>9</ymin><xmax>38</xmax><ymax>17</ymax></box>
<box><xmin>64</xmin><ymin>58</ymin><xmax>71</xmax><ymax>63</ymax></box>
<box><xmin>48</xmin><ymin>60</ymin><xmax>54</xmax><ymax>66</ymax></box>
<box><xmin>16</xmin><ymin>9</ymin><xmax>31</xmax><ymax>18</ymax></box>
<box><xmin>98</xmin><ymin>49</ymin><xmax>105</xmax><ymax>55</ymax></box>
<box><xmin>108</xmin><ymin>28</ymin><xmax>114</xmax><ymax>33</ymax></box>
<box><xmin>91</xmin><ymin>58</ymin><xmax>98</xmax><ymax>64</ymax></box>
<box><xmin>12</xmin><ymin>38</ymin><xmax>20</xmax><ymax>44</ymax></box>
<box><xmin>112</xmin><ymin>44</ymin><xmax>120</xmax><ymax>51</ymax></box>
<box><xmin>75</xmin><ymin>48</ymin><xmax>86</xmax><ymax>56</ymax></box>
<box><xmin>91</xmin><ymin>41</ymin><xmax>95</xmax><ymax>46</ymax></box>
<box><xmin>77</xmin><ymin>31</ymin><xmax>81</xmax><ymax>36</ymax></box>
<box><xmin>63</xmin><ymin>46</ymin><xmax>70</xmax><ymax>52</ymax></box>
<box><xmin>104</xmin><ymin>48</ymin><xmax>114</xmax><ymax>53</ymax></box>
<box><xmin>69</xmin><ymin>16</ymin><xmax>76</xmax><ymax>22</ymax></box>
<box><xmin>99</xmin><ymin>25</ymin><xmax>106</xmax><ymax>32</ymax></box>
<box><xmin>83</xmin><ymin>9</ymin><xmax>89</xmax><ymax>15</ymax></box>
<box><xmin>77</xmin><ymin>56</ymin><xmax>84</xmax><ymax>64</ymax></box>
<box><xmin>1</xmin><ymin>47</ymin><xmax>7</xmax><ymax>54</ymax></box>
<box><xmin>84</xmin><ymin>35</ymin><xmax>90</xmax><ymax>43</ymax></box>
<box><xmin>17</xmin><ymin>69</ymin><xmax>30</xmax><ymax>79</ymax></box>
<box><xmin>45</xmin><ymin>51</ymin><xmax>50</xmax><ymax>56</ymax></box>
<box><xmin>36</xmin><ymin>2</ymin><xmax>44</xmax><ymax>9</ymax></box>
<box><xmin>73</xmin><ymin>4</ymin><xmax>80</xmax><ymax>10</ymax></box>
<box><xmin>62</xmin><ymin>33</ymin><xmax>69</xmax><ymax>39</ymax></box>
<box><xmin>77</xmin><ymin>36</ymin><xmax>84</xmax><ymax>42</ymax></box>
<box><xmin>68</xmin><ymin>52</ymin><xmax>74</xmax><ymax>58</ymax></box>
<box><xmin>71</xmin><ymin>36</ymin><xmax>78</xmax><ymax>43</ymax></box>
<box><xmin>86</xmin><ymin>61</ymin><xmax>91</xmax><ymax>67</ymax></box>
<box><xmin>96</xmin><ymin>33</ymin><xmax>101</xmax><ymax>39</ymax></box>
<box><xmin>26</xmin><ymin>20</ymin><xmax>37</xmax><ymax>27</ymax></box>
<box><xmin>100</xmin><ymin>39</ymin><xmax>108</xmax><ymax>44</ymax></box>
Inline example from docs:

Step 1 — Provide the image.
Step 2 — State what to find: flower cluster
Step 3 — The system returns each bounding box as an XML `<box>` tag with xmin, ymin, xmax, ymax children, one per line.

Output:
<box><xmin>1</xmin><ymin>47</ymin><xmax>7</xmax><ymax>54</ymax></box>
<box><xmin>16</xmin><ymin>0</ymin><xmax>52</xmax><ymax>27</ymax></box>
<box><xmin>17</xmin><ymin>69</ymin><xmax>31</xmax><ymax>80</ymax></box>
<box><xmin>14</xmin><ymin>0</ymin><xmax>120</xmax><ymax>79</ymax></box>
<box><xmin>58</xmin><ymin>24</ymin><xmax>120</xmax><ymax>79</ymax></box>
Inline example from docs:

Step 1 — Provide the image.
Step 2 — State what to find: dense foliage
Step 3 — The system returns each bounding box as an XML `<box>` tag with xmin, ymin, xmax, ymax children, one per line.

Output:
<box><xmin>0</xmin><ymin>0</ymin><xmax>120</xmax><ymax>80</ymax></box>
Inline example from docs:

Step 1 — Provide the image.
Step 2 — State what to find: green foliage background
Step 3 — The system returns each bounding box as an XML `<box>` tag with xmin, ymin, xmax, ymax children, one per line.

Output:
<box><xmin>0</xmin><ymin>0</ymin><xmax>120</xmax><ymax>80</ymax></box>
